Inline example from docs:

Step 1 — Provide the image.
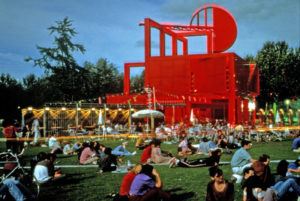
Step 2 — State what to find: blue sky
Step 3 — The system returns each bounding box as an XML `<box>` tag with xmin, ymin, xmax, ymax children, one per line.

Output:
<box><xmin>0</xmin><ymin>0</ymin><xmax>299</xmax><ymax>80</ymax></box>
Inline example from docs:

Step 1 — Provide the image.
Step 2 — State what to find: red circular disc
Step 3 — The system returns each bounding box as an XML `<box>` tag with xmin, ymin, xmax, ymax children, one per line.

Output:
<box><xmin>190</xmin><ymin>4</ymin><xmax>237</xmax><ymax>53</ymax></box>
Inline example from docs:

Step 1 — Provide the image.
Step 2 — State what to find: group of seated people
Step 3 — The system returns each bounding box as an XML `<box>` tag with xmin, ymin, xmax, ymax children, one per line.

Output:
<box><xmin>241</xmin><ymin>158</ymin><xmax>300</xmax><ymax>201</ymax></box>
<box><xmin>115</xmin><ymin>163</ymin><xmax>235</xmax><ymax>201</ymax></box>
<box><xmin>0</xmin><ymin>150</ymin><xmax>64</xmax><ymax>200</ymax></box>
<box><xmin>2</xmin><ymin>127</ymin><xmax>299</xmax><ymax>201</ymax></box>
<box><xmin>229</xmin><ymin>138</ymin><xmax>300</xmax><ymax>201</ymax></box>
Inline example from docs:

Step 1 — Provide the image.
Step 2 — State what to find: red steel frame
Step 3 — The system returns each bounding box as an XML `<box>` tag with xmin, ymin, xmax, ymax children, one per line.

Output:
<box><xmin>105</xmin><ymin>4</ymin><xmax>260</xmax><ymax>126</ymax></box>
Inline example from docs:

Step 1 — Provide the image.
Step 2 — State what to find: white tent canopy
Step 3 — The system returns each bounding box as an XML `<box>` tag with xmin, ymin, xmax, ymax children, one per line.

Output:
<box><xmin>132</xmin><ymin>109</ymin><xmax>164</xmax><ymax>119</ymax></box>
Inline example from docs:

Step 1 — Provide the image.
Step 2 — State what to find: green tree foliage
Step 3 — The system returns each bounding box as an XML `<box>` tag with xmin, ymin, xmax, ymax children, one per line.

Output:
<box><xmin>130</xmin><ymin>70</ymin><xmax>144</xmax><ymax>93</ymax></box>
<box><xmin>25</xmin><ymin>17</ymin><xmax>85</xmax><ymax>72</ymax></box>
<box><xmin>25</xmin><ymin>17</ymin><xmax>86</xmax><ymax>101</ymax></box>
<box><xmin>244</xmin><ymin>54</ymin><xmax>255</xmax><ymax>63</ymax></box>
<box><xmin>256</xmin><ymin>41</ymin><xmax>300</xmax><ymax>105</ymax></box>
<box><xmin>0</xmin><ymin>74</ymin><xmax>24</xmax><ymax>120</ymax></box>
<box><xmin>82</xmin><ymin>58</ymin><xmax>123</xmax><ymax>98</ymax></box>
<box><xmin>22</xmin><ymin>74</ymin><xmax>49</xmax><ymax>107</ymax></box>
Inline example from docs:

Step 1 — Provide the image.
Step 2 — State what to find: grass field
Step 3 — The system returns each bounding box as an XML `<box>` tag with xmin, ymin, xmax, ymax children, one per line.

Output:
<box><xmin>1</xmin><ymin>138</ymin><xmax>299</xmax><ymax>201</ymax></box>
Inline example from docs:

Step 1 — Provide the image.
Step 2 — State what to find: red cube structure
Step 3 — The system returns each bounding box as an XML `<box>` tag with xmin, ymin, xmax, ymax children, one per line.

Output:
<box><xmin>105</xmin><ymin>4</ymin><xmax>259</xmax><ymax>126</ymax></box>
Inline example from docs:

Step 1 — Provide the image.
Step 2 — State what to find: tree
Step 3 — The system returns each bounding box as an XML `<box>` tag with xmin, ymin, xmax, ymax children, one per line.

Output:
<box><xmin>243</xmin><ymin>54</ymin><xmax>255</xmax><ymax>63</ymax></box>
<box><xmin>130</xmin><ymin>70</ymin><xmax>144</xmax><ymax>93</ymax></box>
<box><xmin>0</xmin><ymin>74</ymin><xmax>24</xmax><ymax>120</ymax></box>
<box><xmin>82</xmin><ymin>58</ymin><xmax>123</xmax><ymax>98</ymax></box>
<box><xmin>256</xmin><ymin>41</ymin><xmax>300</xmax><ymax>105</ymax></box>
<box><xmin>22</xmin><ymin>74</ymin><xmax>49</xmax><ymax>107</ymax></box>
<box><xmin>25</xmin><ymin>17</ymin><xmax>85</xmax><ymax>101</ymax></box>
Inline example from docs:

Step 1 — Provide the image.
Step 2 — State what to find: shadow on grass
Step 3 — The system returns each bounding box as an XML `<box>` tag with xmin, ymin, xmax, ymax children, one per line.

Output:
<box><xmin>171</xmin><ymin>191</ymin><xmax>196</xmax><ymax>201</ymax></box>
<box><xmin>57</xmin><ymin>154</ymin><xmax>75</xmax><ymax>159</ymax></box>
<box><xmin>55</xmin><ymin>174</ymin><xmax>96</xmax><ymax>185</ymax></box>
<box><xmin>165</xmin><ymin>187</ymin><xmax>196</xmax><ymax>201</ymax></box>
<box><xmin>165</xmin><ymin>187</ymin><xmax>183</xmax><ymax>192</ymax></box>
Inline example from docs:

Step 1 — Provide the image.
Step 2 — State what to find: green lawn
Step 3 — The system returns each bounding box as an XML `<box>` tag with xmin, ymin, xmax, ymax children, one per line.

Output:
<box><xmin>0</xmin><ymin>139</ymin><xmax>298</xmax><ymax>201</ymax></box>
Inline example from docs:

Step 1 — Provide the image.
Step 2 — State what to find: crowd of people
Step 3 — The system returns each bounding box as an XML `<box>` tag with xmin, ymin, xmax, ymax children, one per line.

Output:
<box><xmin>1</xmin><ymin>118</ymin><xmax>300</xmax><ymax>201</ymax></box>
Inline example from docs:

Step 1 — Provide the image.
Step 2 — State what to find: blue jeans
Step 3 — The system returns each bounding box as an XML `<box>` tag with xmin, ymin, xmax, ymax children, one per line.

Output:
<box><xmin>112</xmin><ymin>150</ymin><xmax>132</xmax><ymax>156</ymax></box>
<box><xmin>3</xmin><ymin>178</ymin><xmax>24</xmax><ymax>201</ymax></box>
<box><xmin>272</xmin><ymin>178</ymin><xmax>300</xmax><ymax>199</ymax></box>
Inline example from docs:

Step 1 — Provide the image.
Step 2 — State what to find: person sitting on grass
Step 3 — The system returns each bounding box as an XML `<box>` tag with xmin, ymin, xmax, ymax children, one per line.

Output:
<box><xmin>79</xmin><ymin>141</ymin><xmax>98</xmax><ymax>165</ymax></box>
<box><xmin>33</xmin><ymin>153</ymin><xmax>64</xmax><ymax>183</ymax></box>
<box><xmin>129</xmin><ymin>164</ymin><xmax>171</xmax><ymax>201</ymax></box>
<box><xmin>63</xmin><ymin>141</ymin><xmax>74</xmax><ymax>155</ymax></box>
<box><xmin>48</xmin><ymin>134</ymin><xmax>62</xmax><ymax>154</ymax></box>
<box><xmin>177</xmin><ymin>136</ymin><xmax>196</xmax><ymax>157</ymax></box>
<box><xmin>197</xmin><ymin>137</ymin><xmax>218</xmax><ymax>155</ymax></box>
<box><xmin>112</xmin><ymin>142</ymin><xmax>136</xmax><ymax>157</ymax></box>
<box><xmin>231</xmin><ymin>140</ymin><xmax>255</xmax><ymax>183</ymax></box>
<box><xmin>291</xmin><ymin>134</ymin><xmax>300</xmax><ymax>152</ymax></box>
<box><xmin>206</xmin><ymin>167</ymin><xmax>234</xmax><ymax>201</ymax></box>
<box><xmin>0</xmin><ymin>174</ymin><xmax>35</xmax><ymax>201</ymax></box>
<box><xmin>217</xmin><ymin>132</ymin><xmax>228</xmax><ymax>149</ymax></box>
<box><xmin>116</xmin><ymin>164</ymin><xmax>142</xmax><ymax>201</ymax></box>
<box><xmin>227</xmin><ymin>132</ymin><xmax>240</xmax><ymax>149</ymax></box>
<box><xmin>242</xmin><ymin>166</ymin><xmax>300</xmax><ymax>201</ymax></box>
<box><xmin>252</xmin><ymin>154</ymin><xmax>274</xmax><ymax>190</ymax></box>
<box><xmin>135</xmin><ymin>134</ymin><xmax>147</xmax><ymax>150</ymax></box>
<box><xmin>150</xmin><ymin>139</ymin><xmax>178</xmax><ymax>166</ymax></box>
<box><xmin>241</xmin><ymin>167</ymin><xmax>265</xmax><ymax>201</ymax></box>
<box><xmin>72</xmin><ymin>141</ymin><xmax>81</xmax><ymax>153</ymax></box>
<box><xmin>140</xmin><ymin>140</ymin><xmax>155</xmax><ymax>164</ymax></box>
<box><xmin>287</xmin><ymin>158</ymin><xmax>300</xmax><ymax>177</ymax></box>
<box><xmin>98</xmin><ymin>147</ymin><xmax>118</xmax><ymax>173</ymax></box>
<box><xmin>264</xmin><ymin>160</ymin><xmax>299</xmax><ymax>201</ymax></box>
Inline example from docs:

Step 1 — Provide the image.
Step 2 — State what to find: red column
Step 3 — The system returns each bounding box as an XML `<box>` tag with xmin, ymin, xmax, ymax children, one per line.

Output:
<box><xmin>172</xmin><ymin>36</ymin><xmax>177</xmax><ymax>56</ymax></box>
<box><xmin>124</xmin><ymin>64</ymin><xmax>130</xmax><ymax>95</ymax></box>
<box><xmin>227</xmin><ymin>54</ymin><xmax>236</xmax><ymax>126</ymax></box>
<box><xmin>160</xmin><ymin>29</ymin><xmax>165</xmax><ymax>57</ymax></box>
<box><xmin>144</xmin><ymin>18</ymin><xmax>151</xmax><ymax>86</ymax></box>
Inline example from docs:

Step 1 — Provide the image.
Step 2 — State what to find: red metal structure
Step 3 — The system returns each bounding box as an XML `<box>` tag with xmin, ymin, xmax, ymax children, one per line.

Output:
<box><xmin>105</xmin><ymin>4</ymin><xmax>260</xmax><ymax>126</ymax></box>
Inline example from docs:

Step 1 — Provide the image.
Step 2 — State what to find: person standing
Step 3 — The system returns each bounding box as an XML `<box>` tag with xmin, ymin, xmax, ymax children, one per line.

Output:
<box><xmin>32</xmin><ymin>118</ymin><xmax>40</xmax><ymax>145</ymax></box>
<box><xmin>2</xmin><ymin>119</ymin><xmax>17</xmax><ymax>152</ymax></box>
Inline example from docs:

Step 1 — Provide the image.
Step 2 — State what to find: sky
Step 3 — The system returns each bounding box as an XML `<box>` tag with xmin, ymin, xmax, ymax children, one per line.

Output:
<box><xmin>0</xmin><ymin>0</ymin><xmax>299</xmax><ymax>80</ymax></box>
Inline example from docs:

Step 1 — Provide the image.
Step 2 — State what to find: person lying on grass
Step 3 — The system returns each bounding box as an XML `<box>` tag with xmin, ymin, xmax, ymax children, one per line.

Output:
<box><xmin>169</xmin><ymin>148</ymin><xmax>222</xmax><ymax>168</ymax></box>
<box><xmin>112</xmin><ymin>142</ymin><xmax>136</xmax><ymax>157</ymax></box>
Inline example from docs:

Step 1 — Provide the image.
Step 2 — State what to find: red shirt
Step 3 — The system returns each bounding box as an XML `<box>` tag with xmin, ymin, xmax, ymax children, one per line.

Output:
<box><xmin>119</xmin><ymin>172</ymin><xmax>136</xmax><ymax>196</ymax></box>
<box><xmin>3</xmin><ymin>126</ymin><xmax>16</xmax><ymax>138</ymax></box>
<box><xmin>140</xmin><ymin>145</ymin><xmax>152</xmax><ymax>164</ymax></box>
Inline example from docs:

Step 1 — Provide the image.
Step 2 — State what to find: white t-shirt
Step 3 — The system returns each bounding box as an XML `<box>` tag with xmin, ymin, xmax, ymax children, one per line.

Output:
<box><xmin>63</xmin><ymin>144</ymin><xmax>72</xmax><ymax>155</ymax></box>
<box><xmin>34</xmin><ymin>165</ymin><xmax>51</xmax><ymax>183</ymax></box>
<box><xmin>48</xmin><ymin>137</ymin><xmax>58</xmax><ymax>148</ymax></box>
